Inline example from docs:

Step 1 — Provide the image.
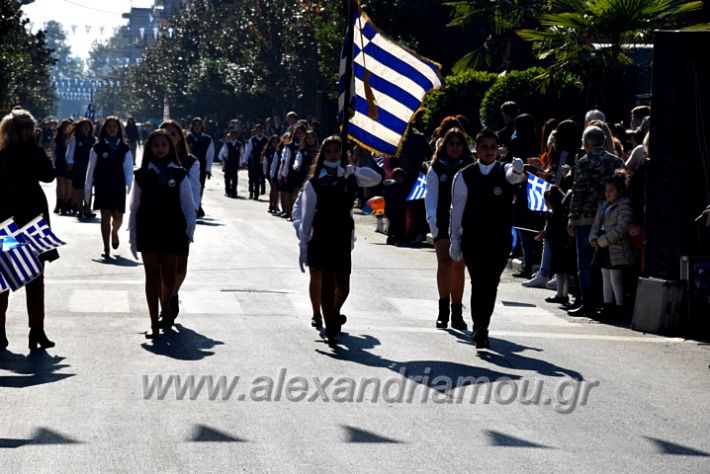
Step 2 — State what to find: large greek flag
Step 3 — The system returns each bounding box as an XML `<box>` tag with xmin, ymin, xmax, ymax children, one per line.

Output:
<box><xmin>0</xmin><ymin>235</ymin><xmax>43</xmax><ymax>292</ymax></box>
<box><xmin>527</xmin><ymin>173</ymin><xmax>552</xmax><ymax>212</ymax></box>
<box><xmin>338</xmin><ymin>4</ymin><xmax>442</xmax><ymax>156</ymax></box>
<box><xmin>17</xmin><ymin>216</ymin><xmax>66</xmax><ymax>255</ymax></box>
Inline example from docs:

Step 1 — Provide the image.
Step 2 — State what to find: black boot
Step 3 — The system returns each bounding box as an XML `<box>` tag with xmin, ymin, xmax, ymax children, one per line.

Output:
<box><xmin>450</xmin><ymin>302</ymin><xmax>468</xmax><ymax>331</ymax></box>
<box><xmin>436</xmin><ymin>297</ymin><xmax>450</xmax><ymax>329</ymax></box>
<box><xmin>28</xmin><ymin>328</ymin><xmax>55</xmax><ymax>350</ymax></box>
<box><xmin>0</xmin><ymin>326</ymin><xmax>7</xmax><ymax>349</ymax></box>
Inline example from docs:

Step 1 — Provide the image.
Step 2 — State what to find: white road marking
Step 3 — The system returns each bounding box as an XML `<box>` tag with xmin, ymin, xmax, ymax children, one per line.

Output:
<box><xmin>69</xmin><ymin>290</ymin><xmax>130</xmax><ymax>313</ymax></box>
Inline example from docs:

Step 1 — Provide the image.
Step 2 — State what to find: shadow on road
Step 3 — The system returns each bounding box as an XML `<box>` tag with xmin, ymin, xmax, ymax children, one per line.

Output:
<box><xmin>141</xmin><ymin>323</ymin><xmax>223</xmax><ymax>360</ymax></box>
<box><xmin>0</xmin><ymin>349</ymin><xmax>74</xmax><ymax>388</ymax></box>
<box><xmin>445</xmin><ymin>330</ymin><xmax>585</xmax><ymax>380</ymax></box>
<box><xmin>90</xmin><ymin>255</ymin><xmax>141</xmax><ymax>267</ymax></box>
<box><xmin>316</xmin><ymin>333</ymin><xmax>522</xmax><ymax>394</ymax></box>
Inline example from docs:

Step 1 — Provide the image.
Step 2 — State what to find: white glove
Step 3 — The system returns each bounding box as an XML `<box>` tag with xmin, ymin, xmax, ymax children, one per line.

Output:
<box><xmin>130</xmin><ymin>241</ymin><xmax>139</xmax><ymax>260</ymax></box>
<box><xmin>337</xmin><ymin>166</ymin><xmax>345</xmax><ymax>178</ymax></box>
<box><xmin>427</xmin><ymin>216</ymin><xmax>438</xmax><ymax>239</ymax></box>
<box><xmin>449</xmin><ymin>240</ymin><xmax>463</xmax><ymax>262</ymax></box>
<box><xmin>299</xmin><ymin>246</ymin><xmax>308</xmax><ymax>273</ymax></box>
<box><xmin>344</xmin><ymin>164</ymin><xmax>355</xmax><ymax>178</ymax></box>
<box><xmin>512</xmin><ymin>157</ymin><xmax>524</xmax><ymax>174</ymax></box>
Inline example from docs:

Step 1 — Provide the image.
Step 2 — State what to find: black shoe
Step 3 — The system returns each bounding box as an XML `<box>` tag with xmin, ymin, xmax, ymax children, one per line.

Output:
<box><xmin>450</xmin><ymin>302</ymin><xmax>467</xmax><ymax>330</ymax></box>
<box><xmin>197</xmin><ymin>207</ymin><xmax>205</xmax><ymax>218</ymax></box>
<box><xmin>473</xmin><ymin>329</ymin><xmax>490</xmax><ymax>349</ymax></box>
<box><xmin>339</xmin><ymin>314</ymin><xmax>347</xmax><ymax>326</ymax></box>
<box><xmin>567</xmin><ymin>305</ymin><xmax>593</xmax><ymax>317</ymax></box>
<box><xmin>145</xmin><ymin>326</ymin><xmax>160</xmax><ymax>340</ymax></box>
<box><xmin>0</xmin><ymin>327</ymin><xmax>7</xmax><ymax>349</ymax></box>
<box><xmin>249</xmin><ymin>192</ymin><xmax>254</xmax><ymax>199</ymax></box>
<box><xmin>512</xmin><ymin>271</ymin><xmax>533</xmax><ymax>279</ymax></box>
<box><xmin>169</xmin><ymin>294</ymin><xmax>180</xmax><ymax>319</ymax></box>
<box><xmin>436</xmin><ymin>297</ymin><xmax>450</xmax><ymax>329</ymax></box>
<box><xmin>475</xmin><ymin>338</ymin><xmax>491</xmax><ymax>350</ymax></box>
<box><xmin>28</xmin><ymin>328</ymin><xmax>55</xmax><ymax>350</ymax></box>
<box><xmin>311</xmin><ymin>315</ymin><xmax>323</xmax><ymax>329</ymax></box>
<box><xmin>545</xmin><ymin>295</ymin><xmax>569</xmax><ymax>305</ymax></box>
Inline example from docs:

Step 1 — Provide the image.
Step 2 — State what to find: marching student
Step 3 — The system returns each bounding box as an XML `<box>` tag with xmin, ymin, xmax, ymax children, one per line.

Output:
<box><xmin>449</xmin><ymin>129</ymin><xmax>525</xmax><ymax>349</ymax></box>
<box><xmin>263</xmin><ymin>134</ymin><xmax>280</xmax><ymax>213</ymax></box>
<box><xmin>66</xmin><ymin>118</ymin><xmax>97</xmax><ymax>219</ymax></box>
<box><xmin>298</xmin><ymin>136</ymin><xmax>381</xmax><ymax>345</ymax></box>
<box><xmin>185</xmin><ymin>117</ymin><xmax>214</xmax><ymax>218</ymax></box>
<box><xmin>159</xmin><ymin>120</ymin><xmax>200</xmax><ymax>321</ymax></box>
<box><xmin>278</xmin><ymin>124</ymin><xmax>306</xmax><ymax>219</ymax></box>
<box><xmin>51</xmin><ymin>119</ymin><xmax>73</xmax><ymax>215</ymax></box>
<box><xmin>0</xmin><ymin>108</ymin><xmax>58</xmax><ymax>350</ymax></box>
<box><xmin>425</xmin><ymin>128</ymin><xmax>474</xmax><ymax>330</ymax></box>
<box><xmin>85</xmin><ymin>116</ymin><xmax>134</xmax><ymax>259</ymax></box>
<box><xmin>293</xmin><ymin>129</ymin><xmax>319</xmax><ymax>192</ymax></box>
<box><xmin>128</xmin><ymin>130</ymin><xmax>195</xmax><ymax>339</ymax></box>
<box><xmin>243</xmin><ymin>123</ymin><xmax>269</xmax><ymax>200</ymax></box>
<box><xmin>218</xmin><ymin>128</ymin><xmax>243</xmax><ymax>198</ymax></box>
<box><xmin>270</xmin><ymin>133</ymin><xmax>290</xmax><ymax>216</ymax></box>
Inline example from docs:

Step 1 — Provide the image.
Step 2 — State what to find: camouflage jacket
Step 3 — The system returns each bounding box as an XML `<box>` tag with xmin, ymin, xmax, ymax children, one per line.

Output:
<box><xmin>568</xmin><ymin>148</ymin><xmax>625</xmax><ymax>225</ymax></box>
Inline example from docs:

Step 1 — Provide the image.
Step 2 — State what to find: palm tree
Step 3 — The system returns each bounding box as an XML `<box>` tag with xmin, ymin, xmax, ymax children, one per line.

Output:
<box><xmin>518</xmin><ymin>0</ymin><xmax>706</xmax><ymax>79</ymax></box>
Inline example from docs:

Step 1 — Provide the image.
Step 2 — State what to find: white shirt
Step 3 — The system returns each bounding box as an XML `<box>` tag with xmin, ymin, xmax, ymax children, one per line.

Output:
<box><xmin>218</xmin><ymin>140</ymin><xmax>244</xmax><ymax>170</ymax></box>
<box><xmin>185</xmin><ymin>156</ymin><xmax>201</xmax><ymax>211</ymax></box>
<box><xmin>128</xmin><ymin>162</ymin><xmax>196</xmax><ymax>248</ymax></box>
<box><xmin>425</xmin><ymin>166</ymin><xmax>441</xmax><ymax>237</ymax></box>
<box><xmin>242</xmin><ymin>134</ymin><xmax>265</xmax><ymax>165</ymax></box>
<box><xmin>449</xmin><ymin>160</ymin><xmax>525</xmax><ymax>248</ymax></box>
<box><xmin>84</xmin><ymin>139</ymin><xmax>134</xmax><ymax>205</ymax></box>
<box><xmin>269</xmin><ymin>151</ymin><xmax>280</xmax><ymax>180</ymax></box>
<box><xmin>298</xmin><ymin>167</ymin><xmax>382</xmax><ymax>253</ymax></box>
<box><xmin>279</xmin><ymin>146</ymin><xmax>295</xmax><ymax>179</ymax></box>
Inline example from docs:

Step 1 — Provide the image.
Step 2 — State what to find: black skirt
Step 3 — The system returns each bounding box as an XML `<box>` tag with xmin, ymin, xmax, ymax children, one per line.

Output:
<box><xmin>307</xmin><ymin>232</ymin><xmax>352</xmax><ymax>273</ymax></box>
<box><xmin>93</xmin><ymin>182</ymin><xmax>126</xmax><ymax>212</ymax></box>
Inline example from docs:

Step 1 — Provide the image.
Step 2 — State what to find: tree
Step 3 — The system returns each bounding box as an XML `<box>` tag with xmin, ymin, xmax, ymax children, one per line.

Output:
<box><xmin>0</xmin><ymin>0</ymin><xmax>56</xmax><ymax>118</ymax></box>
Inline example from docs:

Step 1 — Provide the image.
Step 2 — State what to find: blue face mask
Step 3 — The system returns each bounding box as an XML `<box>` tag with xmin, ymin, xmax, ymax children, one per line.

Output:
<box><xmin>323</xmin><ymin>160</ymin><xmax>340</xmax><ymax>169</ymax></box>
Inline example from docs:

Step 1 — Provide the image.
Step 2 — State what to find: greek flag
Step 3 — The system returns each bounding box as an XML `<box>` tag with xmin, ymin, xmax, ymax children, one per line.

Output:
<box><xmin>527</xmin><ymin>172</ymin><xmax>552</xmax><ymax>212</ymax></box>
<box><xmin>17</xmin><ymin>216</ymin><xmax>66</xmax><ymax>254</ymax></box>
<box><xmin>406</xmin><ymin>172</ymin><xmax>427</xmax><ymax>201</ymax></box>
<box><xmin>338</xmin><ymin>4</ymin><xmax>442</xmax><ymax>156</ymax></box>
<box><xmin>0</xmin><ymin>218</ymin><xmax>20</xmax><ymax>238</ymax></box>
<box><xmin>0</xmin><ymin>235</ymin><xmax>43</xmax><ymax>292</ymax></box>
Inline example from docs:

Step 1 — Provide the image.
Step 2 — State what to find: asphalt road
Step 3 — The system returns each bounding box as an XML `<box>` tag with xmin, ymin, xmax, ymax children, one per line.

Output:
<box><xmin>1</xmin><ymin>169</ymin><xmax>709</xmax><ymax>473</ymax></box>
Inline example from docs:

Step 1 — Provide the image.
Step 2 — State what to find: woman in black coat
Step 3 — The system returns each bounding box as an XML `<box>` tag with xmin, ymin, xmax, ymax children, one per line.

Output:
<box><xmin>0</xmin><ymin>108</ymin><xmax>58</xmax><ymax>350</ymax></box>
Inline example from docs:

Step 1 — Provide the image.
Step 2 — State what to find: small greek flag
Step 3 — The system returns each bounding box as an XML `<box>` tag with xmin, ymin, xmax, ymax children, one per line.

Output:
<box><xmin>0</xmin><ymin>236</ymin><xmax>43</xmax><ymax>292</ymax></box>
<box><xmin>406</xmin><ymin>172</ymin><xmax>427</xmax><ymax>201</ymax></box>
<box><xmin>527</xmin><ymin>172</ymin><xmax>552</xmax><ymax>212</ymax></box>
<box><xmin>17</xmin><ymin>216</ymin><xmax>66</xmax><ymax>254</ymax></box>
<box><xmin>0</xmin><ymin>218</ymin><xmax>20</xmax><ymax>238</ymax></box>
<box><xmin>338</xmin><ymin>2</ymin><xmax>442</xmax><ymax>156</ymax></box>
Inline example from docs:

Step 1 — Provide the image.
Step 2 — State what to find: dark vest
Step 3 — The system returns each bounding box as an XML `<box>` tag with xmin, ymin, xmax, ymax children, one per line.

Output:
<box><xmin>135</xmin><ymin>165</ymin><xmax>188</xmax><ymax>237</ymax></box>
<box><xmin>186</xmin><ymin>132</ymin><xmax>212</xmax><ymax>171</ymax></box>
<box><xmin>224</xmin><ymin>140</ymin><xmax>243</xmax><ymax>174</ymax></box>
<box><xmin>249</xmin><ymin>135</ymin><xmax>268</xmax><ymax>166</ymax></box>
<box><xmin>92</xmin><ymin>140</ymin><xmax>129</xmax><ymax>187</ymax></box>
<box><xmin>432</xmin><ymin>156</ymin><xmax>473</xmax><ymax>230</ymax></box>
<box><xmin>74</xmin><ymin>135</ymin><xmax>96</xmax><ymax>166</ymax></box>
<box><xmin>54</xmin><ymin>134</ymin><xmax>68</xmax><ymax>167</ymax></box>
<box><xmin>180</xmin><ymin>153</ymin><xmax>197</xmax><ymax>172</ymax></box>
<box><xmin>461</xmin><ymin>161</ymin><xmax>514</xmax><ymax>247</ymax></box>
<box><xmin>311</xmin><ymin>173</ymin><xmax>357</xmax><ymax>240</ymax></box>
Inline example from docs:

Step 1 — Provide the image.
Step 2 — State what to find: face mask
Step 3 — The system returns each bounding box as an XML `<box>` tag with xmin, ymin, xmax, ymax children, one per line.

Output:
<box><xmin>323</xmin><ymin>160</ymin><xmax>340</xmax><ymax>169</ymax></box>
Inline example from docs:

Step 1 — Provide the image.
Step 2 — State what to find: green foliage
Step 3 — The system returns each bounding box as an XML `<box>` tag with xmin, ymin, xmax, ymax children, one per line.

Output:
<box><xmin>479</xmin><ymin>67</ymin><xmax>584</xmax><ymax>129</ymax></box>
<box><xmin>422</xmin><ymin>70</ymin><xmax>497</xmax><ymax>133</ymax></box>
<box><xmin>0</xmin><ymin>0</ymin><xmax>56</xmax><ymax>118</ymax></box>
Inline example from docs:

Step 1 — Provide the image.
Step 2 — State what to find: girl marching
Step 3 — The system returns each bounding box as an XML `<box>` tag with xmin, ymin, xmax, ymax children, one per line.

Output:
<box><xmin>425</xmin><ymin>128</ymin><xmax>473</xmax><ymax>330</ymax></box>
<box><xmin>85</xmin><ymin>116</ymin><xmax>134</xmax><ymax>259</ymax></box>
<box><xmin>66</xmin><ymin>118</ymin><xmax>97</xmax><ymax>219</ymax></box>
<box><xmin>129</xmin><ymin>130</ymin><xmax>195</xmax><ymax>339</ymax></box>
<box><xmin>51</xmin><ymin>119</ymin><xmax>73</xmax><ymax>215</ymax></box>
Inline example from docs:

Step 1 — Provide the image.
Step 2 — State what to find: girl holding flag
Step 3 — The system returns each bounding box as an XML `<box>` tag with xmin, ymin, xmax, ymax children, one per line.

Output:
<box><xmin>0</xmin><ymin>108</ymin><xmax>57</xmax><ymax>350</ymax></box>
<box><xmin>425</xmin><ymin>128</ymin><xmax>473</xmax><ymax>330</ymax></box>
<box><xmin>84</xmin><ymin>116</ymin><xmax>134</xmax><ymax>259</ymax></box>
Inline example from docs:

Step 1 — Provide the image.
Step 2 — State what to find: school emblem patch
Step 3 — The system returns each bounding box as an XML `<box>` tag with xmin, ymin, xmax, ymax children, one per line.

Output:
<box><xmin>102</xmin><ymin>152</ymin><xmax>109</xmax><ymax>159</ymax></box>
<box><xmin>493</xmin><ymin>186</ymin><xmax>503</xmax><ymax>196</ymax></box>
<box><xmin>439</xmin><ymin>174</ymin><xmax>447</xmax><ymax>182</ymax></box>
<box><xmin>168</xmin><ymin>179</ymin><xmax>176</xmax><ymax>188</ymax></box>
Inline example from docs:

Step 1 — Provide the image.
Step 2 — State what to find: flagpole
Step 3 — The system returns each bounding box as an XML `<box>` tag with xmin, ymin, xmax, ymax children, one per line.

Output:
<box><xmin>340</xmin><ymin>0</ymin><xmax>356</xmax><ymax>166</ymax></box>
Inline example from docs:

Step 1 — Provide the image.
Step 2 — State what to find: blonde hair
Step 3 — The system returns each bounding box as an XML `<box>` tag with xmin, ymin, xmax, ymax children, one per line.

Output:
<box><xmin>0</xmin><ymin>109</ymin><xmax>37</xmax><ymax>150</ymax></box>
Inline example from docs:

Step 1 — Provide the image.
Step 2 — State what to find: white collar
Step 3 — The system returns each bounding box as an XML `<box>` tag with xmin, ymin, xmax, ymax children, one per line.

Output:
<box><xmin>147</xmin><ymin>161</ymin><xmax>181</xmax><ymax>171</ymax></box>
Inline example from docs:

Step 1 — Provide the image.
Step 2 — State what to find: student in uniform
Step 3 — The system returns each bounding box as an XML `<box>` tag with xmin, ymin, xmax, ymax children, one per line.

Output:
<box><xmin>449</xmin><ymin>129</ymin><xmax>525</xmax><ymax>349</ymax></box>
<box><xmin>0</xmin><ymin>109</ymin><xmax>58</xmax><ymax>350</ymax></box>
<box><xmin>425</xmin><ymin>128</ymin><xmax>473</xmax><ymax>330</ymax></box>
<box><xmin>129</xmin><ymin>130</ymin><xmax>195</xmax><ymax>339</ymax></box>
<box><xmin>263</xmin><ymin>134</ymin><xmax>280</xmax><ymax>213</ymax></box>
<box><xmin>51</xmin><ymin>119</ymin><xmax>73</xmax><ymax>215</ymax></box>
<box><xmin>293</xmin><ymin>130</ymin><xmax>319</xmax><ymax>193</ymax></box>
<box><xmin>270</xmin><ymin>133</ymin><xmax>290</xmax><ymax>216</ymax></box>
<box><xmin>243</xmin><ymin>123</ymin><xmax>269</xmax><ymax>200</ymax></box>
<box><xmin>66</xmin><ymin>118</ymin><xmax>97</xmax><ymax>219</ymax></box>
<box><xmin>159</xmin><ymin>120</ymin><xmax>200</xmax><ymax>321</ymax></box>
<box><xmin>85</xmin><ymin>116</ymin><xmax>134</xmax><ymax>259</ymax></box>
<box><xmin>298</xmin><ymin>136</ymin><xmax>381</xmax><ymax>345</ymax></box>
<box><xmin>219</xmin><ymin>129</ymin><xmax>243</xmax><ymax>198</ymax></box>
<box><xmin>185</xmin><ymin>117</ymin><xmax>214</xmax><ymax>218</ymax></box>
<box><xmin>278</xmin><ymin>124</ymin><xmax>306</xmax><ymax>219</ymax></box>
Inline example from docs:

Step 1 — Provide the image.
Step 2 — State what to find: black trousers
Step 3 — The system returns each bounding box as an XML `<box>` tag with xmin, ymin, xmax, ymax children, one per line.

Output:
<box><xmin>248</xmin><ymin>163</ymin><xmax>262</xmax><ymax>196</ymax></box>
<box><xmin>463</xmin><ymin>242</ymin><xmax>510</xmax><ymax>341</ymax></box>
<box><xmin>224</xmin><ymin>172</ymin><xmax>238</xmax><ymax>196</ymax></box>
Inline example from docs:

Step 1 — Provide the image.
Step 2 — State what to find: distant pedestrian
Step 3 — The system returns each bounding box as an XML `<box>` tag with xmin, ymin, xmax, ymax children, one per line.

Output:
<box><xmin>65</xmin><ymin>118</ymin><xmax>97</xmax><ymax>218</ymax></box>
<box><xmin>218</xmin><ymin>128</ymin><xmax>243</xmax><ymax>198</ymax></box>
<box><xmin>51</xmin><ymin>119</ymin><xmax>73</xmax><ymax>215</ymax></box>
<box><xmin>85</xmin><ymin>116</ymin><xmax>134</xmax><ymax>259</ymax></box>
<box><xmin>185</xmin><ymin>117</ymin><xmax>214</xmax><ymax>218</ymax></box>
<box><xmin>243</xmin><ymin>124</ymin><xmax>269</xmax><ymax>199</ymax></box>
<box><xmin>129</xmin><ymin>130</ymin><xmax>195</xmax><ymax>339</ymax></box>
<box><xmin>449</xmin><ymin>129</ymin><xmax>525</xmax><ymax>349</ymax></box>
<box><xmin>125</xmin><ymin>117</ymin><xmax>140</xmax><ymax>163</ymax></box>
